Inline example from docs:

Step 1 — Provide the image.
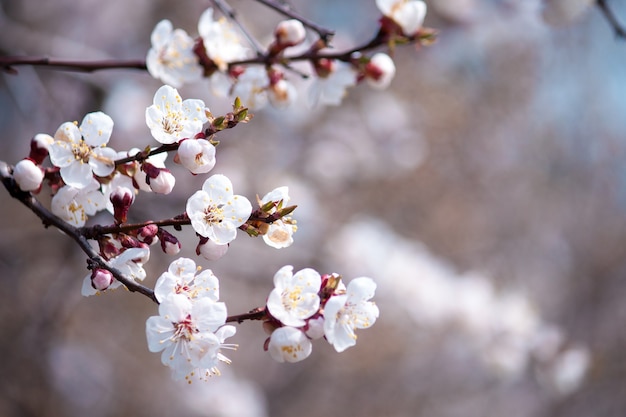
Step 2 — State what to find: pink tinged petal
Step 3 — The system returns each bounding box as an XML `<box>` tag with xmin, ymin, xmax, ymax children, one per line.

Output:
<box><xmin>54</xmin><ymin>121</ymin><xmax>81</xmax><ymax>144</ymax></box>
<box><xmin>80</xmin><ymin>112</ymin><xmax>113</xmax><ymax>147</ymax></box>
<box><xmin>60</xmin><ymin>162</ymin><xmax>93</xmax><ymax>189</ymax></box>
<box><xmin>48</xmin><ymin>142</ymin><xmax>75</xmax><ymax>168</ymax></box>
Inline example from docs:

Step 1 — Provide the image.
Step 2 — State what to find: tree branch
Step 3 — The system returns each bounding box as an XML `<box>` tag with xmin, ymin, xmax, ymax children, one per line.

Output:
<box><xmin>0</xmin><ymin>161</ymin><xmax>158</xmax><ymax>303</ymax></box>
<box><xmin>0</xmin><ymin>56</ymin><xmax>147</xmax><ymax>74</ymax></box>
<box><xmin>597</xmin><ymin>0</ymin><xmax>626</xmax><ymax>39</ymax></box>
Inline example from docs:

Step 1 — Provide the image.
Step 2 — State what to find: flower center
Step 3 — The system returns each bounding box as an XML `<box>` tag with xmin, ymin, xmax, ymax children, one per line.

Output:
<box><xmin>161</xmin><ymin>111</ymin><xmax>184</xmax><ymax>135</ymax></box>
<box><xmin>72</xmin><ymin>140</ymin><xmax>92</xmax><ymax>163</ymax></box>
<box><xmin>173</xmin><ymin>315</ymin><xmax>196</xmax><ymax>341</ymax></box>
<box><xmin>282</xmin><ymin>286</ymin><xmax>303</xmax><ymax>310</ymax></box>
<box><xmin>203</xmin><ymin>204</ymin><xmax>225</xmax><ymax>225</ymax></box>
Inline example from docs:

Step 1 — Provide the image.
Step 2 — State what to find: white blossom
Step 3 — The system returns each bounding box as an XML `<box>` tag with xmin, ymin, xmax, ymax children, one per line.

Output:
<box><xmin>377</xmin><ymin>0</ymin><xmax>427</xmax><ymax>36</ymax></box>
<box><xmin>154</xmin><ymin>257</ymin><xmax>220</xmax><ymax>302</ymax></box>
<box><xmin>147</xmin><ymin>19</ymin><xmax>203</xmax><ymax>88</ymax></box>
<box><xmin>51</xmin><ymin>179</ymin><xmax>107</xmax><ymax>227</ymax></box>
<box><xmin>177</xmin><ymin>138</ymin><xmax>216</xmax><ymax>174</ymax></box>
<box><xmin>186</xmin><ymin>174</ymin><xmax>252</xmax><ymax>245</ymax></box>
<box><xmin>13</xmin><ymin>159</ymin><xmax>44</xmax><ymax>191</ymax></box>
<box><xmin>145</xmin><ymin>293</ymin><xmax>235</xmax><ymax>381</ymax></box>
<box><xmin>145</xmin><ymin>85</ymin><xmax>208</xmax><ymax>144</ymax></box>
<box><xmin>267</xmin><ymin>265</ymin><xmax>321</xmax><ymax>327</ymax></box>
<box><xmin>260</xmin><ymin>186</ymin><xmax>296</xmax><ymax>249</ymax></box>
<box><xmin>323</xmin><ymin>277</ymin><xmax>379</xmax><ymax>352</ymax></box>
<box><xmin>268</xmin><ymin>326</ymin><xmax>312</xmax><ymax>363</ymax></box>
<box><xmin>81</xmin><ymin>247</ymin><xmax>150</xmax><ymax>296</ymax></box>
<box><xmin>48</xmin><ymin>112</ymin><xmax>117</xmax><ymax>189</ymax></box>
<box><xmin>197</xmin><ymin>238</ymin><xmax>229</xmax><ymax>261</ymax></box>
<box><xmin>198</xmin><ymin>8</ymin><xmax>252</xmax><ymax>72</ymax></box>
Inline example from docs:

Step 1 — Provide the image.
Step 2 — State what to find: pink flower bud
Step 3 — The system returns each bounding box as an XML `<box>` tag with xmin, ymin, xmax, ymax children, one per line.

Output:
<box><xmin>146</xmin><ymin>167</ymin><xmax>175</xmax><ymax>194</ymax></box>
<box><xmin>29</xmin><ymin>134</ymin><xmax>53</xmax><ymax>165</ymax></box>
<box><xmin>13</xmin><ymin>158</ymin><xmax>44</xmax><ymax>192</ymax></box>
<box><xmin>196</xmin><ymin>236</ymin><xmax>228</xmax><ymax>261</ymax></box>
<box><xmin>269</xmin><ymin>79</ymin><xmax>297</xmax><ymax>108</ymax></box>
<box><xmin>274</xmin><ymin>19</ymin><xmax>306</xmax><ymax>47</ymax></box>
<box><xmin>364</xmin><ymin>53</ymin><xmax>396</xmax><ymax>90</ymax></box>
<box><xmin>158</xmin><ymin>229</ymin><xmax>181</xmax><ymax>255</ymax></box>
<box><xmin>137</xmin><ymin>224</ymin><xmax>159</xmax><ymax>245</ymax></box>
<box><xmin>110</xmin><ymin>186</ymin><xmax>134</xmax><ymax>224</ymax></box>
<box><xmin>91</xmin><ymin>269</ymin><xmax>113</xmax><ymax>291</ymax></box>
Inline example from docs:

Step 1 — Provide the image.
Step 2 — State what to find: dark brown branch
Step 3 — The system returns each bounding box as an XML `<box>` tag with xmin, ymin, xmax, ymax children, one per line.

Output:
<box><xmin>80</xmin><ymin>216</ymin><xmax>190</xmax><ymax>240</ymax></box>
<box><xmin>226</xmin><ymin>306</ymin><xmax>268</xmax><ymax>323</ymax></box>
<box><xmin>212</xmin><ymin>0</ymin><xmax>265</xmax><ymax>56</ymax></box>
<box><xmin>0</xmin><ymin>161</ymin><xmax>158</xmax><ymax>303</ymax></box>
<box><xmin>597</xmin><ymin>0</ymin><xmax>626</xmax><ymax>39</ymax></box>
<box><xmin>0</xmin><ymin>56</ymin><xmax>147</xmax><ymax>74</ymax></box>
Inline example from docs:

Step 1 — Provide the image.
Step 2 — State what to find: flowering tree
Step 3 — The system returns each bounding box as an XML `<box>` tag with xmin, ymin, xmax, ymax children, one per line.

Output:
<box><xmin>0</xmin><ymin>0</ymin><xmax>435</xmax><ymax>382</ymax></box>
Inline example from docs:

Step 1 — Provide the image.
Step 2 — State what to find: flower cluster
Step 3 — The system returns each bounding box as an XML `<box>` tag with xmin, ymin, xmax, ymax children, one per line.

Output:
<box><xmin>146</xmin><ymin>258</ymin><xmax>236</xmax><ymax>382</ymax></box>
<box><xmin>146</xmin><ymin>1</ymin><xmax>431</xmax><ymax>109</ymax></box>
<box><xmin>264</xmin><ymin>266</ymin><xmax>379</xmax><ymax>362</ymax></box>
<box><xmin>4</xmin><ymin>2</ymin><xmax>385</xmax><ymax>384</ymax></box>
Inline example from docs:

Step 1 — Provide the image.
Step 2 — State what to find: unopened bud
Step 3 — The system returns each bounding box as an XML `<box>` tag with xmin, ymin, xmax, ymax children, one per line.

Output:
<box><xmin>304</xmin><ymin>316</ymin><xmax>325</xmax><ymax>340</ymax></box>
<box><xmin>29</xmin><ymin>134</ymin><xmax>53</xmax><ymax>164</ymax></box>
<box><xmin>364</xmin><ymin>53</ymin><xmax>396</xmax><ymax>90</ymax></box>
<box><xmin>13</xmin><ymin>158</ymin><xmax>44</xmax><ymax>192</ymax></box>
<box><xmin>91</xmin><ymin>269</ymin><xmax>113</xmax><ymax>291</ymax></box>
<box><xmin>145</xmin><ymin>166</ymin><xmax>175</xmax><ymax>194</ymax></box>
<box><xmin>137</xmin><ymin>224</ymin><xmax>159</xmax><ymax>245</ymax></box>
<box><xmin>196</xmin><ymin>236</ymin><xmax>228</xmax><ymax>261</ymax></box>
<box><xmin>158</xmin><ymin>228</ymin><xmax>181</xmax><ymax>255</ymax></box>
<box><xmin>274</xmin><ymin>19</ymin><xmax>306</xmax><ymax>47</ymax></box>
<box><xmin>110</xmin><ymin>186</ymin><xmax>134</xmax><ymax>224</ymax></box>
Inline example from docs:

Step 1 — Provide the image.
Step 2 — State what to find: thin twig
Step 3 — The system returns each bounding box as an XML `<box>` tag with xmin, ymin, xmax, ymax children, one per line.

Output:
<box><xmin>597</xmin><ymin>0</ymin><xmax>626</xmax><ymax>39</ymax></box>
<box><xmin>0</xmin><ymin>161</ymin><xmax>158</xmax><ymax>303</ymax></box>
<box><xmin>212</xmin><ymin>0</ymin><xmax>265</xmax><ymax>56</ymax></box>
<box><xmin>254</xmin><ymin>0</ymin><xmax>335</xmax><ymax>42</ymax></box>
<box><xmin>0</xmin><ymin>56</ymin><xmax>147</xmax><ymax>73</ymax></box>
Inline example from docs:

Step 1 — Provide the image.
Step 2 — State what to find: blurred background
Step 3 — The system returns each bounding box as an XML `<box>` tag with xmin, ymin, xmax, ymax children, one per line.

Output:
<box><xmin>1</xmin><ymin>0</ymin><xmax>626</xmax><ymax>416</ymax></box>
